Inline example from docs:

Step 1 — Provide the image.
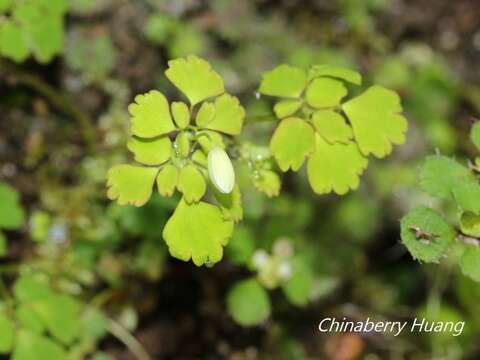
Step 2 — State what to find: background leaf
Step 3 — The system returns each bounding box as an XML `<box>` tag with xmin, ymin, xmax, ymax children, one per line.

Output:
<box><xmin>227</xmin><ymin>278</ymin><xmax>271</xmax><ymax>326</ymax></box>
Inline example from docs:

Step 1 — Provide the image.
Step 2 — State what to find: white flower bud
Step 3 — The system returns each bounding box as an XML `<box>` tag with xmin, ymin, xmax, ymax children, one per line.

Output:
<box><xmin>208</xmin><ymin>147</ymin><xmax>235</xmax><ymax>194</ymax></box>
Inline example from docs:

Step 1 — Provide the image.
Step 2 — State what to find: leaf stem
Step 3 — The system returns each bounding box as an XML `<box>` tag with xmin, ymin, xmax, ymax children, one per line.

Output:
<box><xmin>105</xmin><ymin>317</ymin><xmax>152</xmax><ymax>360</ymax></box>
<box><xmin>0</xmin><ymin>60</ymin><xmax>97</xmax><ymax>153</ymax></box>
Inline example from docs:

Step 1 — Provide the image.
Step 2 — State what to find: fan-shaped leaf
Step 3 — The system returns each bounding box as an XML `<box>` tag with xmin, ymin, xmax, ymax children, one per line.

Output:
<box><xmin>306</xmin><ymin>78</ymin><xmax>347</xmax><ymax>108</ymax></box>
<box><xmin>0</xmin><ymin>21</ymin><xmax>29</xmax><ymax>62</ymax></box>
<box><xmin>165</xmin><ymin>55</ymin><xmax>224</xmax><ymax>106</ymax></box>
<box><xmin>259</xmin><ymin>65</ymin><xmax>307</xmax><ymax>98</ymax></box>
<box><xmin>128</xmin><ymin>90</ymin><xmax>175</xmax><ymax>138</ymax></box>
<box><xmin>273</xmin><ymin>99</ymin><xmax>302</xmax><ymax>119</ymax></box>
<box><xmin>307</xmin><ymin>135</ymin><xmax>368</xmax><ymax>195</ymax></box>
<box><xmin>106</xmin><ymin>165</ymin><xmax>158</xmax><ymax>206</ymax></box>
<box><xmin>308</xmin><ymin>64</ymin><xmax>362</xmax><ymax>85</ymax></box>
<box><xmin>342</xmin><ymin>85</ymin><xmax>407</xmax><ymax>158</ymax></box>
<box><xmin>312</xmin><ymin>110</ymin><xmax>353</xmax><ymax>144</ymax></box>
<box><xmin>270</xmin><ymin>117</ymin><xmax>315</xmax><ymax>172</ymax></box>
<box><xmin>12</xmin><ymin>331</ymin><xmax>66</xmax><ymax>360</ymax></box>
<box><xmin>127</xmin><ymin>136</ymin><xmax>171</xmax><ymax>166</ymax></box>
<box><xmin>253</xmin><ymin>170</ymin><xmax>281</xmax><ymax>197</ymax></box>
<box><xmin>171</xmin><ymin>101</ymin><xmax>190</xmax><ymax>129</ymax></box>
<box><xmin>205</xmin><ymin>94</ymin><xmax>245</xmax><ymax>135</ymax></box>
<box><xmin>177</xmin><ymin>165</ymin><xmax>206</xmax><ymax>203</ymax></box>
<box><xmin>163</xmin><ymin>199</ymin><xmax>233</xmax><ymax>266</ymax></box>
<box><xmin>156</xmin><ymin>165</ymin><xmax>178</xmax><ymax>197</ymax></box>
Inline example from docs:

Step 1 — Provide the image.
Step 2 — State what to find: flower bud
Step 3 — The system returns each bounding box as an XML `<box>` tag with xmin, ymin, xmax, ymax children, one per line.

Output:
<box><xmin>208</xmin><ymin>147</ymin><xmax>235</xmax><ymax>194</ymax></box>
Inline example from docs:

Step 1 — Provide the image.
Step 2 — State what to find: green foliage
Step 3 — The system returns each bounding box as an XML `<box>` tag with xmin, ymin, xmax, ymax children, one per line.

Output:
<box><xmin>400</xmin><ymin>206</ymin><xmax>455</xmax><ymax>263</ymax></box>
<box><xmin>163</xmin><ymin>199</ymin><xmax>233</xmax><ymax>266</ymax></box>
<box><xmin>226</xmin><ymin>278</ymin><xmax>271</xmax><ymax>326</ymax></box>
<box><xmin>0</xmin><ymin>0</ymin><xmax>67</xmax><ymax>63</ymax></box>
<box><xmin>0</xmin><ymin>182</ymin><xmax>24</xmax><ymax>256</ymax></box>
<box><xmin>401</xmin><ymin>124</ymin><xmax>480</xmax><ymax>281</ymax></box>
<box><xmin>0</xmin><ymin>274</ymin><xmax>108</xmax><ymax>359</ymax></box>
<box><xmin>107</xmin><ymin>56</ymin><xmax>407</xmax><ymax>267</ymax></box>
<box><xmin>259</xmin><ymin>63</ymin><xmax>407</xmax><ymax>195</ymax></box>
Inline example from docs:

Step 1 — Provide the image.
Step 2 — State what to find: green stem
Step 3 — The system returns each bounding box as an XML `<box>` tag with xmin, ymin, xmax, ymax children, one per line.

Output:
<box><xmin>0</xmin><ymin>60</ymin><xmax>97</xmax><ymax>153</ymax></box>
<box><xmin>105</xmin><ymin>318</ymin><xmax>151</xmax><ymax>360</ymax></box>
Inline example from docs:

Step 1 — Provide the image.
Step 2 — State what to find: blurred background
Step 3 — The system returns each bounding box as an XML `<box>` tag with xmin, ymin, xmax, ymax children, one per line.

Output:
<box><xmin>1</xmin><ymin>0</ymin><xmax>480</xmax><ymax>359</ymax></box>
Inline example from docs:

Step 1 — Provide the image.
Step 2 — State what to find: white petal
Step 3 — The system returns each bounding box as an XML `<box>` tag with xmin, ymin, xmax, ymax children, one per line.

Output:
<box><xmin>208</xmin><ymin>147</ymin><xmax>235</xmax><ymax>194</ymax></box>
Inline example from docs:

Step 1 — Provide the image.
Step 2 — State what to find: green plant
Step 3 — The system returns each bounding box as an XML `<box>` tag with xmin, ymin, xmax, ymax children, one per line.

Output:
<box><xmin>0</xmin><ymin>0</ymin><xmax>67</xmax><ymax>63</ymax></box>
<box><xmin>0</xmin><ymin>182</ymin><xmax>24</xmax><ymax>256</ymax></box>
<box><xmin>106</xmin><ymin>55</ymin><xmax>408</xmax><ymax>267</ymax></box>
<box><xmin>401</xmin><ymin>123</ymin><xmax>480</xmax><ymax>282</ymax></box>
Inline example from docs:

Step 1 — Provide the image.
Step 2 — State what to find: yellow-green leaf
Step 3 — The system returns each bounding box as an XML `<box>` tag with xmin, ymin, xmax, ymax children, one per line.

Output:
<box><xmin>312</xmin><ymin>110</ymin><xmax>353</xmax><ymax>144</ymax></box>
<box><xmin>156</xmin><ymin>164</ymin><xmax>178</xmax><ymax>197</ymax></box>
<box><xmin>227</xmin><ymin>278</ymin><xmax>270</xmax><ymax>326</ymax></box>
<box><xmin>127</xmin><ymin>136</ymin><xmax>171</xmax><ymax>165</ymax></box>
<box><xmin>270</xmin><ymin>117</ymin><xmax>315</xmax><ymax>172</ymax></box>
<box><xmin>253</xmin><ymin>170</ymin><xmax>281</xmax><ymax>198</ymax></box>
<box><xmin>165</xmin><ymin>55</ymin><xmax>224</xmax><ymax>106</ymax></box>
<box><xmin>459</xmin><ymin>246</ymin><xmax>480</xmax><ymax>282</ymax></box>
<box><xmin>259</xmin><ymin>64</ymin><xmax>307</xmax><ymax>98</ymax></box>
<box><xmin>106</xmin><ymin>165</ymin><xmax>158</xmax><ymax>206</ymax></box>
<box><xmin>273</xmin><ymin>99</ymin><xmax>303</xmax><ymax>119</ymax></box>
<box><xmin>195</xmin><ymin>102</ymin><xmax>216</xmax><ymax>127</ymax></box>
<box><xmin>128</xmin><ymin>90</ymin><xmax>175</xmax><ymax>138</ymax></box>
<box><xmin>174</xmin><ymin>132</ymin><xmax>191</xmax><ymax>158</ymax></box>
<box><xmin>177</xmin><ymin>165</ymin><xmax>206</xmax><ymax>203</ymax></box>
<box><xmin>342</xmin><ymin>85</ymin><xmax>408</xmax><ymax>158</ymax></box>
<box><xmin>163</xmin><ymin>199</ymin><xmax>234</xmax><ymax>266</ymax></box>
<box><xmin>171</xmin><ymin>101</ymin><xmax>190</xmax><ymax>129</ymax></box>
<box><xmin>307</xmin><ymin>135</ymin><xmax>368</xmax><ymax>195</ymax></box>
<box><xmin>305</xmin><ymin>78</ymin><xmax>347</xmax><ymax>108</ymax></box>
<box><xmin>205</xmin><ymin>94</ymin><xmax>245</xmax><ymax>135</ymax></box>
<box><xmin>213</xmin><ymin>184</ymin><xmax>243</xmax><ymax>222</ymax></box>
<box><xmin>308</xmin><ymin>64</ymin><xmax>362</xmax><ymax>85</ymax></box>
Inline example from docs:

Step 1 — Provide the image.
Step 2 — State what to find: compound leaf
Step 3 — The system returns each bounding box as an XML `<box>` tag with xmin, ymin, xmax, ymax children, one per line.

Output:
<box><xmin>459</xmin><ymin>246</ymin><xmax>480</xmax><ymax>282</ymax></box>
<box><xmin>308</xmin><ymin>64</ymin><xmax>362</xmax><ymax>85</ymax></box>
<box><xmin>270</xmin><ymin>117</ymin><xmax>315</xmax><ymax>172</ymax></box>
<box><xmin>306</xmin><ymin>78</ymin><xmax>347</xmax><ymax>108</ymax></box>
<box><xmin>227</xmin><ymin>278</ymin><xmax>270</xmax><ymax>326</ymax></box>
<box><xmin>205</xmin><ymin>94</ymin><xmax>245</xmax><ymax>135</ymax></box>
<box><xmin>312</xmin><ymin>110</ymin><xmax>353</xmax><ymax>144</ymax></box>
<box><xmin>400</xmin><ymin>206</ymin><xmax>455</xmax><ymax>263</ymax></box>
<box><xmin>177</xmin><ymin>165</ymin><xmax>206</xmax><ymax>203</ymax></box>
<box><xmin>106</xmin><ymin>165</ymin><xmax>158</xmax><ymax>206</ymax></box>
<box><xmin>165</xmin><ymin>55</ymin><xmax>224</xmax><ymax>106</ymax></box>
<box><xmin>128</xmin><ymin>90</ymin><xmax>175</xmax><ymax>138</ymax></box>
<box><xmin>342</xmin><ymin>85</ymin><xmax>408</xmax><ymax>158</ymax></box>
<box><xmin>253</xmin><ymin>170</ymin><xmax>281</xmax><ymax>197</ymax></box>
<box><xmin>420</xmin><ymin>155</ymin><xmax>474</xmax><ymax>200</ymax></box>
<box><xmin>163</xmin><ymin>199</ymin><xmax>233</xmax><ymax>266</ymax></box>
<box><xmin>307</xmin><ymin>135</ymin><xmax>368</xmax><ymax>195</ymax></box>
<box><xmin>259</xmin><ymin>65</ymin><xmax>307</xmax><ymax>98</ymax></box>
<box><xmin>127</xmin><ymin>136</ymin><xmax>171</xmax><ymax>166</ymax></box>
